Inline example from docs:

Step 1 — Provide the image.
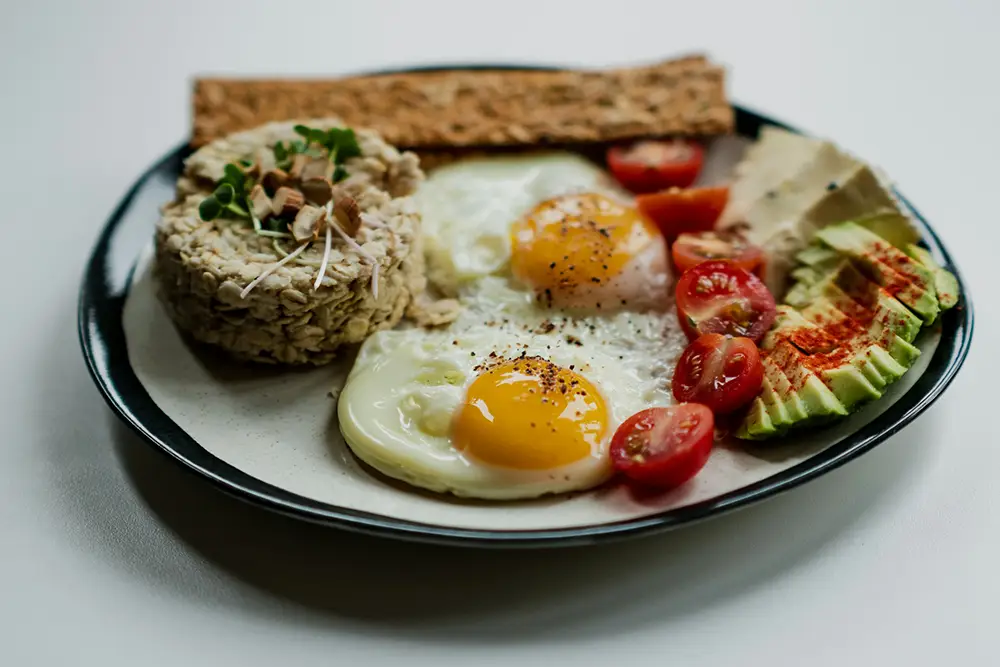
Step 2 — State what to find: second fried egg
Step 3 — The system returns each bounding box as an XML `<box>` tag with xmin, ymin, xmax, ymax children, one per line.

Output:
<box><xmin>414</xmin><ymin>151</ymin><xmax>671</xmax><ymax>311</ymax></box>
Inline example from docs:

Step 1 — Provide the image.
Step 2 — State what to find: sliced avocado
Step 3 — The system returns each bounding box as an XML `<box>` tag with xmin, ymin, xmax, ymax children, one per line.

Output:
<box><xmin>796</xmin><ymin>244</ymin><xmax>839</xmax><ymax>267</ymax></box>
<box><xmin>814</xmin><ymin>222</ymin><xmax>940</xmax><ymax>323</ymax></box>
<box><xmin>757</xmin><ymin>311</ymin><xmax>814</xmax><ymax>425</ymax></box>
<box><xmin>777</xmin><ymin>307</ymin><xmax>881</xmax><ymax>409</ymax></box>
<box><xmin>785</xmin><ymin>280</ymin><xmax>819</xmax><ymax>309</ymax></box>
<box><xmin>820</xmin><ymin>365</ymin><xmax>882</xmax><ymax>408</ymax></box>
<box><xmin>772</xmin><ymin>298</ymin><xmax>907</xmax><ymax>409</ymax></box>
<box><xmin>791</xmin><ymin>265</ymin><xmax>825</xmax><ymax>286</ymax></box>
<box><xmin>767</xmin><ymin>341</ymin><xmax>850</xmax><ymax>418</ymax></box>
<box><xmin>788</xmin><ymin>257</ymin><xmax>844</xmax><ymax>295</ymax></box>
<box><xmin>798</xmin><ymin>294</ymin><xmax>911</xmax><ymax>394</ymax></box>
<box><xmin>827</xmin><ymin>261</ymin><xmax>923</xmax><ymax>343</ymax></box>
<box><xmin>862</xmin><ymin>345</ymin><xmax>910</xmax><ymax>384</ymax></box>
<box><xmin>857</xmin><ymin>351</ymin><xmax>889</xmax><ymax>390</ymax></box>
<box><xmin>759</xmin><ymin>373</ymin><xmax>792</xmax><ymax>428</ymax></box>
<box><xmin>854</xmin><ymin>210</ymin><xmax>922</xmax><ymax>249</ymax></box>
<box><xmin>761</xmin><ymin>356</ymin><xmax>810</xmax><ymax>423</ymax></box>
<box><xmin>888</xmin><ymin>336</ymin><xmax>921</xmax><ymax>368</ymax></box>
<box><xmin>906</xmin><ymin>244</ymin><xmax>960</xmax><ymax>310</ymax></box>
<box><xmin>762</xmin><ymin>309</ymin><xmax>853</xmax><ymax>415</ymax></box>
<box><xmin>762</xmin><ymin>305</ymin><xmax>812</xmax><ymax>348</ymax></box>
<box><xmin>812</xmin><ymin>285</ymin><xmax>921</xmax><ymax>370</ymax></box>
<box><xmin>738</xmin><ymin>398</ymin><xmax>775</xmax><ymax>440</ymax></box>
<box><xmin>799</xmin><ymin>297</ymin><xmax>885</xmax><ymax>377</ymax></box>
<box><xmin>784</xmin><ymin>256</ymin><xmax>853</xmax><ymax>311</ymax></box>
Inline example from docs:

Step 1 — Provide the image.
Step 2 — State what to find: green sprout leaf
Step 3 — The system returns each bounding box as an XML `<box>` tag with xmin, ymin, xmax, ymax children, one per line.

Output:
<box><xmin>333</xmin><ymin>165</ymin><xmax>348</xmax><ymax>182</ymax></box>
<box><xmin>326</xmin><ymin>128</ymin><xmax>361</xmax><ymax>163</ymax></box>
<box><xmin>239</xmin><ymin>158</ymin><xmax>254</xmax><ymax>169</ymax></box>
<box><xmin>286</xmin><ymin>124</ymin><xmax>360</xmax><ymax>164</ymax></box>
<box><xmin>213</xmin><ymin>183</ymin><xmax>236</xmax><ymax>205</ymax></box>
<box><xmin>198</xmin><ymin>196</ymin><xmax>222</xmax><ymax>221</ymax></box>
<box><xmin>223</xmin><ymin>163</ymin><xmax>245</xmax><ymax>183</ymax></box>
<box><xmin>225</xmin><ymin>200</ymin><xmax>249</xmax><ymax>218</ymax></box>
<box><xmin>273</xmin><ymin>141</ymin><xmax>288</xmax><ymax>162</ymax></box>
<box><xmin>220</xmin><ymin>163</ymin><xmax>247</xmax><ymax>196</ymax></box>
<box><xmin>294</xmin><ymin>124</ymin><xmax>332</xmax><ymax>149</ymax></box>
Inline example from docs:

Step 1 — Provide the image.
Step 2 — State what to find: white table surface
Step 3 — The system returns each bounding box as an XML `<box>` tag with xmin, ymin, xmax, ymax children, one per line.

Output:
<box><xmin>2</xmin><ymin>1</ymin><xmax>996</xmax><ymax>664</ymax></box>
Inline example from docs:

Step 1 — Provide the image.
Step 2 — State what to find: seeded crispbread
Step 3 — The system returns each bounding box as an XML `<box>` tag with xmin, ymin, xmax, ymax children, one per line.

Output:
<box><xmin>192</xmin><ymin>55</ymin><xmax>733</xmax><ymax>149</ymax></box>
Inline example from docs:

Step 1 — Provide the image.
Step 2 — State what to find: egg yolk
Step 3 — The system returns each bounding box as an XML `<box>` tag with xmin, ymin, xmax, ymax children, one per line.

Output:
<box><xmin>509</xmin><ymin>193</ymin><xmax>659</xmax><ymax>304</ymax></box>
<box><xmin>453</xmin><ymin>357</ymin><xmax>608</xmax><ymax>470</ymax></box>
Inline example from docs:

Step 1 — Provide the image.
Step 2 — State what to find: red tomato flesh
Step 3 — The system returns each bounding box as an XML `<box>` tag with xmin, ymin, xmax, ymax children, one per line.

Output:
<box><xmin>676</xmin><ymin>260</ymin><xmax>777</xmax><ymax>343</ymax></box>
<box><xmin>607</xmin><ymin>140</ymin><xmax>705</xmax><ymax>194</ymax></box>
<box><xmin>672</xmin><ymin>334</ymin><xmax>764</xmax><ymax>414</ymax></box>
<box><xmin>636</xmin><ymin>186</ymin><xmax>729</xmax><ymax>240</ymax></box>
<box><xmin>672</xmin><ymin>230</ymin><xmax>767</xmax><ymax>276</ymax></box>
<box><xmin>610</xmin><ymin>405</ymin><xmax>714</xmax><ymax>489</ymax></box>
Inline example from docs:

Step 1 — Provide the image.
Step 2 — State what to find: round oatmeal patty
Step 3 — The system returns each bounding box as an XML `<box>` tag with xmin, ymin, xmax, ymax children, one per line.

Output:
<box><xmin>154</xmin><ymin>119</ymin><xmax>428</xmax><ymax>365</ymax></box>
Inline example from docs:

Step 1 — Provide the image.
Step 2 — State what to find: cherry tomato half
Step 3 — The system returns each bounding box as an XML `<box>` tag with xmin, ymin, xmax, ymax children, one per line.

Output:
<box><xmin>610</xmin><ymin>404</ymin><xmax>714</xmax><ymax>489</ymax></box>
<box><xmin>636</xmin><ymin>186</ymin><xmax>729</xmax><ymax>240</ymax></box>
<box><xmin>672</xmin><ymin>334</ymin><xmax>764</xmax><ymax>414</ymax></box>
<box><xmin>672</xmin><ymin>230</ymin><xmax>767</xmax><ymax>276</ymax></box>
<box><xmin>675</xmin><ymin>260</ymin><xmax>777</xmax><ymax>343</ymax></box>
<box><xmin>607</xmin><ymin>140</ymin><xmax>705</xmax><ymax>194</ymax></box>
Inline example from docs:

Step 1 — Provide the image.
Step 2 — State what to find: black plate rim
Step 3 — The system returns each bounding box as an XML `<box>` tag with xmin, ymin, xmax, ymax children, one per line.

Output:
<box><xmin>78</xmin><ymin>64</ymin><xmax>974</xmax><ymax>548</ymax></box>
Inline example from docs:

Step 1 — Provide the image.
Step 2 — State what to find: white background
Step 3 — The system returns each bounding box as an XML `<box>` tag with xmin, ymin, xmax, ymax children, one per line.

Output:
<box><xmin>1</xmin><ymin>1</ymin><xmax>996</xmax><ymax>664</ymax></box>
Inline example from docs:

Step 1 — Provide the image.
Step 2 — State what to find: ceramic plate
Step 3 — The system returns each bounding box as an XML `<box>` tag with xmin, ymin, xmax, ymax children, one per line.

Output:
<box><xmin>78</xmin><ymin>65</ymin><xmax>973</xmax><ymax>547</ymax></box>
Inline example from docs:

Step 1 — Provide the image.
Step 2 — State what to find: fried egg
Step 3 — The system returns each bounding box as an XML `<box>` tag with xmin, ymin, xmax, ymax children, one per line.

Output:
<box><xmin>338</xmin><ymin>152</ymin><xmax>684</xmax><ymax>499</ymax></box>
<box><xmin>338</xmin><ymin>285</ymin><xmax>682</xmax><ymax>498</ymax></box>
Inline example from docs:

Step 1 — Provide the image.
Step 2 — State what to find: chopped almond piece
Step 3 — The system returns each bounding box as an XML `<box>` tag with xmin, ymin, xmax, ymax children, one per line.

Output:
<box><xmin>289</xmin><ymin>154</ymin><xmax>310</xmax><ymax>179</ymax></box>
<box><xmin>241</xmin><ymin>160</ymin><xmax>260</xmax><ymax>180</ymax></box>
<box><xmin>291</xmin><ymin>205</ymin><xmax>325</xmax><ymax>243</ymax></box>
<box><xmin>272</xmin><ymin>186</ymin><xmax>305</xmax><ymax>217</ymax></box>
<box><xmin>261</xmin><ymin>168</ymin><xmax>289</xmax><ymax>193</ymax></box>
<box><xmin>248</xmin><ymin>184</ymin><xmax>273</xmax><ymax>220</ymax></box>
<box><xmin>332</xmin><ymin>195</ymin><xmax>362</xmax><ymax>237</ymax></box>
<box><xmin>299</xmin><ymin>157</ymin><xmax>334</xmax><ymax>182</ymax></box>
<box><xmin>256</xmin><ymin>147</ymin><xmax>276</xmax><ymax>174</ymax></box>
<box><xmin>300</xmin><ymin>177</ymin><xmax>334</xmax><ymax>206</ymax></box>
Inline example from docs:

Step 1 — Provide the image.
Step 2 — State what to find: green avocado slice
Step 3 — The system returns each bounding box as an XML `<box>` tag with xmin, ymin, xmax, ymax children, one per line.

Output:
<box><xmin>796</xmin><ymin>244</ymin><xmax>839</xmax><ymax>267</ymax></box>
<box><xmin>791</xmin><ymin>265</ymin><xmax>825</xmax><ymax>286</ymax></box>
<box><xmin>761</xmin><ymin>355</ymin><xmax>810</xmax><ymax>423</ymax></box>
<box><xmin>759</xmin><ymin>309</ymin><xmax>854</xmax><ymax>417</ymax></box>
<box><xmin>766</xmin><ymin>341</ymin><xmax>850</xmax><ymax>419</ymax></box>
<box><xmin>826</xmin><ymin>261</ymin><xmax>923</xmax><ymax>343</ymax></box>
<box><xmin>805</xmin><ymin>281</ymin><xmax>918</xmax><ymax>357</ymax></box>
<box><xmin>774</xmin><ymin>307</ymin><xmax>881</xmax><ymax>409</ymax></box>
<box><xmin>759</xmin><ymin>374</ymin><xmax>792</xmax><ymax>429</ymax></box>
<box><xmin>814</xmin><ymin>222</ymin><xmax>939</xmax><ymax>323</ymax></box>
<box><xmin>800</xmin><ymin>295</ymin><xmax>911</xmax><ymax>389</ymax></box>
<box><xmin>853</xmin><ymin>211</ymin><xmax>922</xmax><ymax>250</ymax></box>
<box><xmin>906</xmin><ymin>244</ymin><xmax>960</xmax><ymax>310</ymax></box>
<box><xmin>738</xmin><ymin>398</ymin><xmax>775</xmax><ymax>440</ymax></box>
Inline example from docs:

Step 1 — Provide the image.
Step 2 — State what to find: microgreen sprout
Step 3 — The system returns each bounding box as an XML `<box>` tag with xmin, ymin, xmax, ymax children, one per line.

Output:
<box><xmin>292</xmin><ymin>124</ymin><xmax>360</xmax><ymax>171</ymax></box>
<box><xmin>198</xmin><ymin>170</ymin><xmax>251</xmax><ymax>221</ymax></box>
